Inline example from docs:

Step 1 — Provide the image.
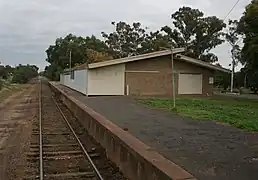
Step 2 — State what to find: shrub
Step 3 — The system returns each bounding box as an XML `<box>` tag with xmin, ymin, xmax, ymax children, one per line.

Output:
<box><xmin>11</xmin><ymin>65</ymin><xmax>38</xmax><ymax>84</ymax></box>
<box><xmin>0</xmin><ymin>79</ymin><xmax>2</xmax><ymax>90</ymax></box>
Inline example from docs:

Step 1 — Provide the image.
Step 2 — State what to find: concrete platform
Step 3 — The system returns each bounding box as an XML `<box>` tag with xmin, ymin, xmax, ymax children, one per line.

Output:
<box><xmin>54</xmin><ymin>83</ymin><xmax>258</xmax><ymax>180</ymax></box>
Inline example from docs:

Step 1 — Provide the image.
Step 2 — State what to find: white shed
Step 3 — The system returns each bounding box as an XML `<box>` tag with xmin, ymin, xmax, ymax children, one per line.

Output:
<box><xmin>62</xmin><ymin>70</ymin><xmax>87</xmax><ymax>95</ymax></box>
<box><xmin>87</xmin><ymin>64</ymin><xmax>125</xmax><ymax>95</ymax></box>
<box><xmin>61</xmin><ymin>63</ymin><xmax>125</xmax><ymax>96</ymax></box>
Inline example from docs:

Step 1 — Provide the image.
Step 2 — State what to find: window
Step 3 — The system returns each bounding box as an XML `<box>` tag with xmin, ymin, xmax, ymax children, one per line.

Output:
<box><xmin>209</xmin><ymin>77</ymin><xmax>214</xmax><ymax>84</ymax></box>
<box><xmin>70</xmin><ymin>70</ymin><xmax>75</xmax><ymax>80</ymax></box>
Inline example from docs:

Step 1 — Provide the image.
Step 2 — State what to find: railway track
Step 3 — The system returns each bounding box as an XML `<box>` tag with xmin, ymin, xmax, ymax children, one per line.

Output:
<box><xmin>24</xmin><ymin>79</ymin><xmax>104</xmax><ymax>180</ymax></box>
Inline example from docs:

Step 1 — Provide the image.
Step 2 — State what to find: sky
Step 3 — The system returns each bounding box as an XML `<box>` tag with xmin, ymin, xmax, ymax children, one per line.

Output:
<box><xmin>0</xmin><ymin>0</ymin><xmax>251</xmax><ymax>71</ymax></box>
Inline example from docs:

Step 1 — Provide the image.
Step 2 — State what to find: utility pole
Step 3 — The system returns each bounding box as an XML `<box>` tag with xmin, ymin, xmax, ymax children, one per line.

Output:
<box><xmin>244</xmin><ymin>73</ymin><xmax>247</xmax><ymax>89</ymax></box>
<box><xmin>230</xmin><ymin>59</ymin><xmax>234</xmax><ymax>92</ymax></box>
<box><xmin>171</xmin><ymin>47</ymin><xmax>176</xmax><ymax>108</ymax></box>
<box><xmin>69</xmin><ymin>50</ymin><xmax>72</xmax><ymax>73</ymax></box>
<box><xmin>160</xmin><ymin>46</ymin><xmax>176</xmax><ymax>108</ymax></box>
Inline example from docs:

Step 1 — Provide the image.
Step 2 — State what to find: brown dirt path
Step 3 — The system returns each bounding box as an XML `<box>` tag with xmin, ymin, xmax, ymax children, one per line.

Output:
<box><xmin>0</xmin><ymin>84</ymin><xmax>38</xmax><ymax>180</ymax></box>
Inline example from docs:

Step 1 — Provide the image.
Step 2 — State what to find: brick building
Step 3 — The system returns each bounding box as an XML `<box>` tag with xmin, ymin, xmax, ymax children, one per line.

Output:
<box><xmin>60</xmin><ymin>48</ymin><xmax>230</xmax><ymax>96</ymax></box>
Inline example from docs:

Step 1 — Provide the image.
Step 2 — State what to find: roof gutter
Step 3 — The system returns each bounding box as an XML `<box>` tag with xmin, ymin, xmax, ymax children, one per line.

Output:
<box><xmin>88</xmin><ymin>48</ymin><xmax>186</xmax><ymax>69</ymax></box>
<box><xmin>176</xmin><ymin>54</ymin><xmax>231</xmax><ymax>73</ymax></box>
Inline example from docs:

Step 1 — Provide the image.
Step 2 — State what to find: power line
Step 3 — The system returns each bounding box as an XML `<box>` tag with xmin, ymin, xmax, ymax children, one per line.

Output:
<box><xmin>193</xmin><ymin>0</ymin><xmax>242</xmax><ymax>48</ymax></box>
<box><xmin>223</xmin><ymin>0</ymin><xmax>242</xmax><ymax>93</ymax></box>
<box><xmin>223</xmin><ymin>0</ymin><xmax>242</xmax><ymax>21</ymax></box>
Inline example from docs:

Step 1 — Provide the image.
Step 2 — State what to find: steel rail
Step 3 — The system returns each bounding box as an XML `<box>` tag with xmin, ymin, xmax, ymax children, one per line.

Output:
<box><xmin>52</xmin><ymin>96</ymin><xmax>104</xmax><ymax>180</ymax></box>
<box><xmin>39</xmin><ymin>78</ymin><xmax>44</xmax><ymax>180</ymax></box>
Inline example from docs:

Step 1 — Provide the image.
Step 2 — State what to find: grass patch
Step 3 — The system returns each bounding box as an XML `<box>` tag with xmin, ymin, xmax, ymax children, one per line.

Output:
<box><xmin>139</xmin><ymin>97</ymin><xmax>258</xmax><ymax>132</ymax></box>
<box><xmin>0</xmin><ymin>84</ymin><xmax>25</xmax><ymax>103</ymax></box>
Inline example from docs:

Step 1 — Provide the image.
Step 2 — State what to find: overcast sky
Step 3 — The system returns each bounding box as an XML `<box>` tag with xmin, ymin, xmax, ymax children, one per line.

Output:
<box><xmin>0</xmin><ymin>0</ymin><xmax>251</xmax><ymax>71</ymax></box>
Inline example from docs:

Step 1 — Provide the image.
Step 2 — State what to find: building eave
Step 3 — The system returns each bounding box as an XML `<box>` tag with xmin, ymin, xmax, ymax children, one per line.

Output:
<box><xmin>88</xmin><ymin>48</ymin><xmax>185</xmax><ymax>69</ymax></box>
<box><xmin>176</xmin><ymin>54</ymin><xmax>231</xmax><ymax>73</ymax></box>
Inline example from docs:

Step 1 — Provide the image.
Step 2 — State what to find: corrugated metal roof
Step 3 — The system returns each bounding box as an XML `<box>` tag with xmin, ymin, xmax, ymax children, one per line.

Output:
<box><xmin>88</xmin><ymin>48</ymin><xmax>185</xmax><ymax>69</ymax></box>
<box><xmin>61</xmin><ymin>48</ymin><xmax>230</xmax><ymax>73</ymax></box>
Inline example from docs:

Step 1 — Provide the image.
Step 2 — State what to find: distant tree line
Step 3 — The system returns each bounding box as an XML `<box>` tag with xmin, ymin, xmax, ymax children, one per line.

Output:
<box><xmin>0</xmin><ymin>64</ymin><xmax>39</xmax><ymax>87</ymax></box>
<box><xmin>215</xmin><ymin>70</ymin><xmax>248</xmax><ymax>90</ymax></box>
<box><xmin>12</xmin><ymin>64</ymin><xmax>39</xmax><ymax>84</ymax></box>
<box><xmin>44</xmin><ymin>2</ymin><xmax>258</xmax><ymax>93</ymax></box>
<box><xmin>215</xmin><ymin>0</ymin><xmax>258</xmax><ymax>93</ymax></box>
<box><xmin>44</xmin><ymin>6</ymin><xmax>227</xmax><ymax>80</ymax></box>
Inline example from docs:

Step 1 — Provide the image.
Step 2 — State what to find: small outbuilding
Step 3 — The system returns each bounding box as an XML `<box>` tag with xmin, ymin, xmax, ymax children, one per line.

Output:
<box><xmin>60</xmin><ymin>48</ymin><xmax>230</xmax><ymax>96</ymax></box>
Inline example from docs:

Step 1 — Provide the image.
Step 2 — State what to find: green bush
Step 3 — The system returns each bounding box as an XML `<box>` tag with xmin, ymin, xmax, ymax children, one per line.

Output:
<box><xmin>0</xmin><ymin>79</ymin><xmax>2</xmax><ymax>90</ymax></box>
<box><xmin>11</xmin><ymin>65</ymin><xmax>38</xmax><ymax>84</ymax></box>
<box><xmin>12</xmin><ymin>71</ymin><xmax>28</xmax><ymax>84</ymax></box>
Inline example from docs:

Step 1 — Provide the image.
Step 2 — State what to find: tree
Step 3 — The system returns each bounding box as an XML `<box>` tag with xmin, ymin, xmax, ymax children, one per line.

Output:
<box><xmin>46</xmin><ymin>34</ymin><xmax>109</xmax><ymax>70</ymax></box>
<box><xmin>45</xmin><ymin>34</ymin><xmax>110</xmax><ymax>80</ymax></box>
<box><xmin>0</xmin><ymin>65</ymin><xmax>5</xmax><ymax>78</ymax></box>
<box><xmin>161</xmin><ymin>6</ymin><xmax>226</xmax><ymax>63</ymax></box>
<box><xmin>12</xmin><ymin>64</ymin><xmax>38</xmax><ymax>84</ymax></box>
<box><xmin>43</xmin><ymin>64</ymin><xmax>61</xmax><ymax>81</ymax></box>
<box><xmin>141</xmin><ymin>30</ymin><xmax>170</xmax><ymax>53</ymax></box>
<box><xmin>234</xmin><ymin>70</ymin><xmax>246</xmax><ymax>88</ymax></box>
<box><xmin>86</xmin><ymin>49</ymin><xmax>113</xmax><ymax>63</ymax></box>
<box><xmin>0</xmin><ymin>65</ymin><xmax>14</xmax><ymax>80</ymax></box>
<box><xmin>102</xmin><ymin>21</ymin><xmax>148</xmax><ymax>58</ymax></box>
<box><xmin>215</xmin><ymin>72</ymin><xmax>231</xmax><ymax>90</ymax></box>
<box><xmin>225</xmin><ymin>20</ymin><xmax>242</xmax><ymax>92</ymax></box>
<box><xmin>102</xmin><ymin>21</ymin><xmax>173</xmax><ymax>58</ymax></box>
<box><xmin>214</xmin><ymin>63</ymin><xmax>230</xmax><ymax>90</ymax></box>
<box><xmin>238</xmin><ymin>0</ymin><xmax>258</xmax><ymax>93</ymax></box>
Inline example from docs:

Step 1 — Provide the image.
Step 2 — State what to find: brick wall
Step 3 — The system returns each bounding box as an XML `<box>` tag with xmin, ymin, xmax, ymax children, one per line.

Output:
<box><xmin>125</xmin><ymin>55</ymin><xmax>215</xmax><ymax>96</ymax></box>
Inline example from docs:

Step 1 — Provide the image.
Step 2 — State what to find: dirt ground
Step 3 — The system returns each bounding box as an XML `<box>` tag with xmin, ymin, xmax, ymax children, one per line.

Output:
<box><xmin>0</xmin><ymin>84</ymin><xmax>38</xmax><ymax>180</ymax></box>
<box><xmin>58</xmin><ymin>84</ymin><xmax>258</xmax><ymax>180</ymax></box>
